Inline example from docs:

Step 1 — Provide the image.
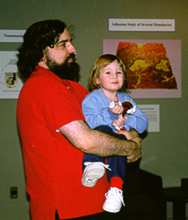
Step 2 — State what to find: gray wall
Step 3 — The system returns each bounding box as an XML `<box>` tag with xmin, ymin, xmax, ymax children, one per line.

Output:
<box><xmin>0</xmin><ymin>0</ymin><xmax>187</xmax><ymax>219</ymax></box>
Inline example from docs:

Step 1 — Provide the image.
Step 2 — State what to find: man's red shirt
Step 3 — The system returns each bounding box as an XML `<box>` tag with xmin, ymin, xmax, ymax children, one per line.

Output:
<box><xmin>17</xmin><ymin>66</ymin><xmax>109</xmax><ymax>220</ymax></box>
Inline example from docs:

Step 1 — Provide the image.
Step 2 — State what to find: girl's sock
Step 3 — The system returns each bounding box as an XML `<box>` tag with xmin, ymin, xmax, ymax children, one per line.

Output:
<box><xmin>110</xmin><ymin>177</ymin><xmax>124</xmax><ymax>190</ymax></box>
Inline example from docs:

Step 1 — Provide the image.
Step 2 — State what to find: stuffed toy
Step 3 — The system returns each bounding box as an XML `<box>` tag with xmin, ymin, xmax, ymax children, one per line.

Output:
<box><xmin>109</xmin><ymin>101</ymin><xmax>136</xmax><ymax>130</ymax></box>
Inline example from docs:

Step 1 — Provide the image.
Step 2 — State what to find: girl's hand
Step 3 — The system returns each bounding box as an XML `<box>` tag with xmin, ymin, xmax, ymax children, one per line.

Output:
<box><xmin>110</xmin><ymin>103</ymin><xmax>124</xmax><ymax>115</ymax></box>
<box><xmin>115</xmin><ymin>128</ymin><xmax>138</xmax><ymax>139</ymax></box>
<box><xmin>112</xmin><ymin>114</ymin><xmax>127</xmax><ymax>128</ymax></box>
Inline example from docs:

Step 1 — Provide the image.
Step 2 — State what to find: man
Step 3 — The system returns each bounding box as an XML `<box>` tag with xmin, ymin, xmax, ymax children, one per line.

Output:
<box><xmin>17</xmin><ymin>20</ymin><xmax>142</xmax><ymax>220</ymax></box>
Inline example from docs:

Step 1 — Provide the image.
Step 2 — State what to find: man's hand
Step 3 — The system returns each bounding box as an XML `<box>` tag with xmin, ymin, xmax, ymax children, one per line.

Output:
<box><xmin>126</xmin><ymin>137</ymin><xmax>142</xmax><ymax>162</ymax></box>
<box><xmin>115</xmin><ymin>129</ymin><xmax>142</xmax><ymax>162</ymax></box>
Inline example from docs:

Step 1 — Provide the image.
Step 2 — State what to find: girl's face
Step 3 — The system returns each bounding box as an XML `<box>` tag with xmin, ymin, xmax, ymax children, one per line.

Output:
<box><xmin>95</xmin><ymin>60</ymin><xmax>124</xmax><ymax>98</ymax></box>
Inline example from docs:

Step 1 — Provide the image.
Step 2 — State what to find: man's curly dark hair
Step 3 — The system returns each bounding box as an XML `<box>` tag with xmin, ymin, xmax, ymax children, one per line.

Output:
<box><xmin>17</xmin><ymin>20</ymin><xmax>66</xmax><ymax>81</ymax></box>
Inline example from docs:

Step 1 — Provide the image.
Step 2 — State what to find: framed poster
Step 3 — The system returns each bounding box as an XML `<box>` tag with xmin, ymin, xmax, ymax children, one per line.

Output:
<box><xmin>138</xmin><ymin>104</ymin><xmax>160</xmax><ymax>132</ymax></box>
<box><xmin>0</xmin><ymin>51</ymin><xmax>23</xmax><ymax>99</ymax></box>
<box><xmin>103</xmin><ymin>39</ymin><xmax>181</xmax><ymax>98</ymax></box>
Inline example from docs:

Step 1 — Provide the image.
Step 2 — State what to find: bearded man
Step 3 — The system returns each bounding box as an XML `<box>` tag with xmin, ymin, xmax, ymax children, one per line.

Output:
<box><xmin>17</xmin><ymin>19</ymin><xmax>141</xmax><ymax>220</ymax></box>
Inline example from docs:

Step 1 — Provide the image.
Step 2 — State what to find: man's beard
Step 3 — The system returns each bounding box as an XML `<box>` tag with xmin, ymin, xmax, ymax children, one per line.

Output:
<box><xmin>46</xmin><ymin>53</ymin><xmax>80</xmax><ymax>82</ymax></box>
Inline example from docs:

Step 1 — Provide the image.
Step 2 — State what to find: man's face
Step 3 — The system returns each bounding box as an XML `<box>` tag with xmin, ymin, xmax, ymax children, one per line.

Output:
<box><xmin>47</xmin><ymin>28</ymin><xmax>76</xmax><ymax>65</ymax></box>
<box><xmin>43</xmin><ymin>29</ymin><xmax>80</xmax><ymax>81</ymax></box>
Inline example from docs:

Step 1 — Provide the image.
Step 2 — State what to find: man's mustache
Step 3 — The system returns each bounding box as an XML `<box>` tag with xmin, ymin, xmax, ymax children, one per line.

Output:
<box><xmin>67</xmin><ymin>53</ymin><xmax>76</xmax><ymax>62</ymax></box>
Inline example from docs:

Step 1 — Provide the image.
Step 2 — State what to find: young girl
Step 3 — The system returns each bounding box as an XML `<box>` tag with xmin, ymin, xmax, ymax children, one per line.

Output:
<box><xmin>81</xmin><ymin>54</ymin><xmax>148</xmax><ymax>213</ymax></box>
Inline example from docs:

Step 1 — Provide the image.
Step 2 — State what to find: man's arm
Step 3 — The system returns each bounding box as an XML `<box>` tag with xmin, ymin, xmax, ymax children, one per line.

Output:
<box><xmin>59</xmin><ymin>120</ymin><xmax>142</xmax><ymax>162</ymax></box>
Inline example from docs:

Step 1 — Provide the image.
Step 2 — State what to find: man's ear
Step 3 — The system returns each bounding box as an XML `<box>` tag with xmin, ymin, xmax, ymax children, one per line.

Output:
<box><xmin>41</xmin><ymin>49</ymin><xmax>47</xmax><ymax>62</ymax></box>
<box><xmin>40</xmin><ymin>56</ymin><xmax>45</xmax><ymax>62</ymax></box>
<box><xmin>38</xmin><ymin>50</ymin><xmax>48</xmax><ymax>68</ymax></box>
<box><xmin>39</xmin><ymin>54</ymin><xmax>46</xmax><ymax>63</ymax></box>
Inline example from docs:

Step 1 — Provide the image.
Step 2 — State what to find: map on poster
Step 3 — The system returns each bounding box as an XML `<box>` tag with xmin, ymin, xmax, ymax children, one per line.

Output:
<box><xmin>0</xmin><ymin>51</ymin><xmax>23</xmax><ymax>99</ymax></box>
<box><xmin>103</xmin><ymin>39</ymin><xmax>181</xmax><ymax>98</ymax></box>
